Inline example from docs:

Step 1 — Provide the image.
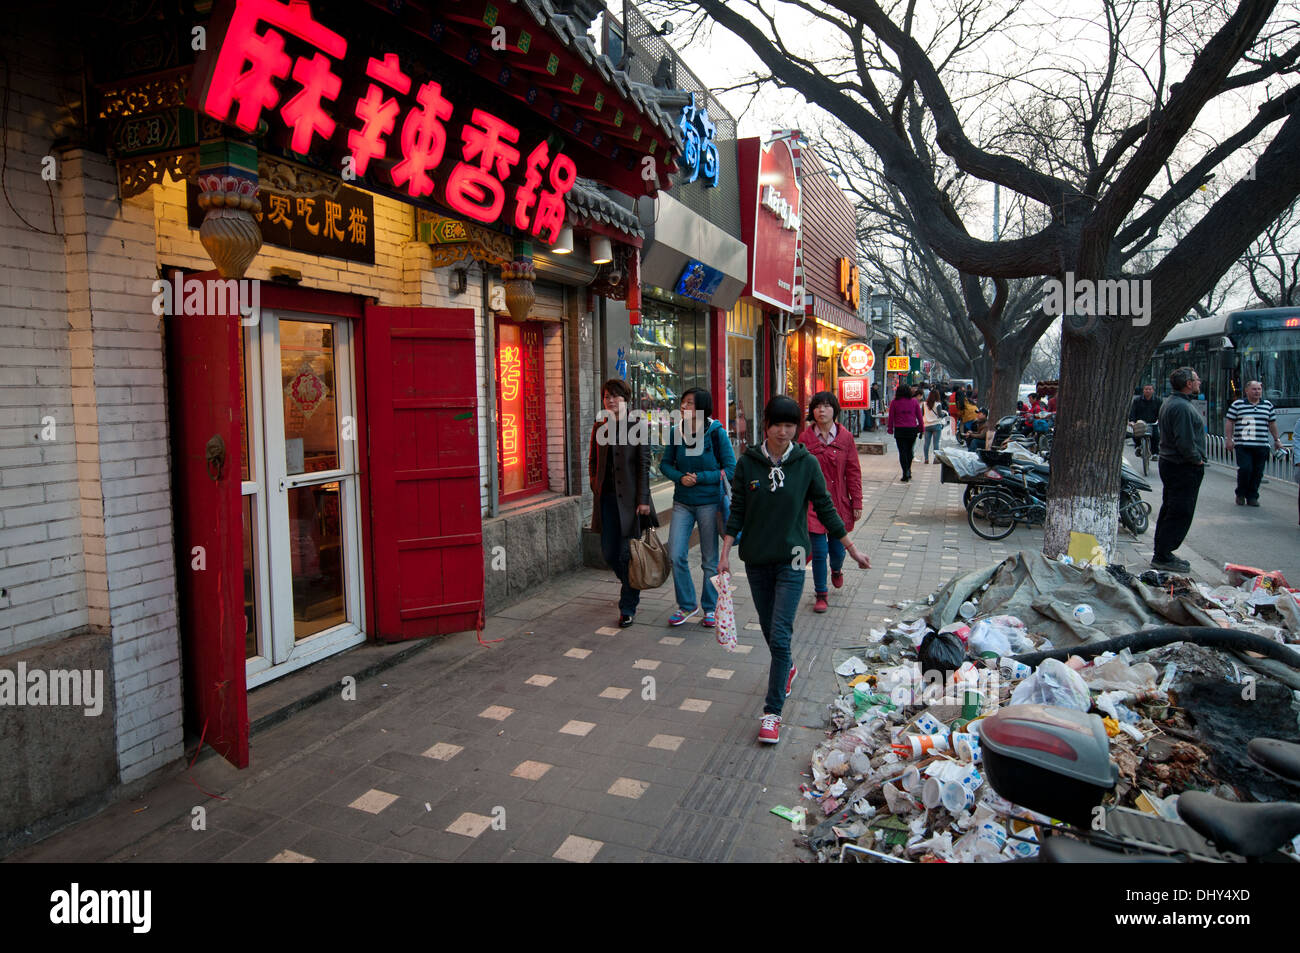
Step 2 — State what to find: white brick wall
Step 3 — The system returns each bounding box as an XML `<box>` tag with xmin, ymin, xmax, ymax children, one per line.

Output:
<box><xmin>0</xmin><ymin>23</ymin><xmax>85</xmax><ymax>657</ymax></box>
<box><xmin>62</xmin><ymin>149</ymin><xmax>186</xmax><ymax>783</ymax></box>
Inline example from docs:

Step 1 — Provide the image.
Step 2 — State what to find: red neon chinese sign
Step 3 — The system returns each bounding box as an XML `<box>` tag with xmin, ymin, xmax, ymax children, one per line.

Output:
<box><xmin>196</xmin><ymin>0</ymin><xmax>578</xmax><ymax>242</ymax></box>
<box><xmin>498</xmin><ymin>325</ymin><xmax>525</xmax><ymax>495</ymax></box>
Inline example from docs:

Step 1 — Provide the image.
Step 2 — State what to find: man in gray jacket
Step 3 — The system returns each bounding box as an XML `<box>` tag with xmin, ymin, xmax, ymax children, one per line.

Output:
<box><xmin>1152</xmin><ymin>367</ymin><xmax>1207</xmax><ymax>572</ymax></box>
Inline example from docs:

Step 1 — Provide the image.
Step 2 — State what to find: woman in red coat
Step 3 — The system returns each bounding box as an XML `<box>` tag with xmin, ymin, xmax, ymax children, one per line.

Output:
<box><xmin>800</xmin><ymin>391</ymin><xmax>863</xmax><ymax>613</ymax></box>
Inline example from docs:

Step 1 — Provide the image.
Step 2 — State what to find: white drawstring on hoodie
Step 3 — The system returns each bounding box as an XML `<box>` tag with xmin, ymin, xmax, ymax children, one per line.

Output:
<box><xmin>761</xmin><ymin>441</ymin><xmax>794</xmax><ymax>492</ymax></box>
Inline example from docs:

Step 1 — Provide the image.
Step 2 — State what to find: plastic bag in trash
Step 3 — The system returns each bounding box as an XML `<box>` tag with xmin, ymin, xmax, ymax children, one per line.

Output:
<box><xmin>1010</xmin><ymin>657</ymin><xmax>1092</xmax><ymax>711</ymax></box>
<box><xmin>709</xmin><ymin>572</ymin><xmax>738</xmax><ymax>651</ymax></box>
<box><xmin>918</xmin><ymin>631</ymin><xmax>966</xmax><ymax>677</ymax></box>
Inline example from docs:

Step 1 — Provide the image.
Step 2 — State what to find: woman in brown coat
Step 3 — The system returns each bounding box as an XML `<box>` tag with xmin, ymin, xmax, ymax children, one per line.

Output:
<box><xmin>589</xmin><ymin>378</ymin><xmax>653</xmax><ymax>626</ymax></box>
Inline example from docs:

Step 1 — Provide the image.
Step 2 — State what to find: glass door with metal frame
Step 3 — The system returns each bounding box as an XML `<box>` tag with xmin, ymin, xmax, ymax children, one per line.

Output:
<box><xmin>241</xmin><ymin>310</ymin><xmax>366</xmax><ymax>688</ymax></box>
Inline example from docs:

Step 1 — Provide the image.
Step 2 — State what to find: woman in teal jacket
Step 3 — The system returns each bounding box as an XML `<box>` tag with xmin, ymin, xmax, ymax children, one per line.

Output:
<box><xmin>660</xmin><ymin>388</ymin><xmax>736</xmax><ymax>628</ymax></box>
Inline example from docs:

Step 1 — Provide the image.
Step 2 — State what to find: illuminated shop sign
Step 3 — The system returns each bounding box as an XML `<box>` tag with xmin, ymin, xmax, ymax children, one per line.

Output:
<box><xmin>193</xmin><ymin>0</ymin><xmax>577</xmax><ymax>242</ymax></box>
<box><xmin>838</xmin><ymin>377</ymin><xmax>869</xmax><ymax>409</ymax></box>
<box><xmin>838</xmin><ymin>258</ymin><xmax>860</xmax><ymax>309</ymax></box>
<box><xmin>497</xmin><ymin>324</ymin><xmax>525</xmax><ymax>494</ymax></box>
<box><xmin>840</xmin><ymin>343</ymin><xmax>874</xmax><ymax>376</ymax></box>
<box><xmin>678</xmin><ymin>93</ymin><xmax>719</xmax><ymax>188</ymax></box>
<box><xmin>674</xmin><ymin>259</ymin><xmax>725</xmax><ymax>302</ymax></box>
<box><xmin>886</xmin><ymin>355</ymin><xmax>910</xmax><ymax>372</ymax></box>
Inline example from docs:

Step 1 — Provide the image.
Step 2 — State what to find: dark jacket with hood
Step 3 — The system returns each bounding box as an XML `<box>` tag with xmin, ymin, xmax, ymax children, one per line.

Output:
<box><xmin>724</xmin><ymin>441</ymin><xmax>846</xmax><ymax>566</ymax></box>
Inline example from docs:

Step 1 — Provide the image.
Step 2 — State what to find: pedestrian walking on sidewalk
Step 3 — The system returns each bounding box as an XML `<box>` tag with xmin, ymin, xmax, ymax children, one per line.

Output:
<box><xmin>921</xmin><ymin>390</ymin><xmax>947</xmax><ymax>464</ymax></box>
<box><xmin>1152</xmin><ymin>366</ymin><xmax>1207</xmax><ymax>573</ymax></box>
<box><xmin>661</xmin><ymin>388</ymin><xmax>736</xmax><ymax>629</ymax></box>
<box><xmin>718</xmin><ymin>395</ymin><xmax>871</xmax><ymax>745</ymax></box>
<box><xmin>588</xmin><ymin>378</ymin><xmax>653</xmax><ymax>627</ymax></box>
<box><xmin>1224</xmin><ymin>380</ymin><xmax>1281</xmax><ymax>507</ymax></box>
<box><xmin>886</xmin><ymin>383</ymin><xmax>924</xmax><ymax>481</ymax></box>
<box><xmin>799</xmin><ymin>391</ymin><xmax>862</xmax><ymax>614</ymax></box>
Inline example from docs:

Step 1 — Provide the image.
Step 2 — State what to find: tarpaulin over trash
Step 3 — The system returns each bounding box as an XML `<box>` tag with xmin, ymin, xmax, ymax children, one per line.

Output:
<box><xmin>900</xmin><ymin>551</ymin><xmax>1300</xmax><ymax>690</ymax></box>
<box><xmin>799</xmin><ymin>553</ymin><xmax>1300</xmax><ymax>863</ymax></box>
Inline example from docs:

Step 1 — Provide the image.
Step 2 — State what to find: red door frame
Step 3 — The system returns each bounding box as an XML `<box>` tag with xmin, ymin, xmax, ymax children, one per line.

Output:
<box><xmin>258</xmin><ymin>284</ymin><xmax>379</xmax><ymax>641</ymax></box>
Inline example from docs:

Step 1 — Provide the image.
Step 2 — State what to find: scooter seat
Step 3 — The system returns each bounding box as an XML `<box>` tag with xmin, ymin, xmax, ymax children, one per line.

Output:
<box><xmin>1039</xmin><ymin>835</ymin><xmax>1179</xmax><ymax>863</ymax></box>
<box><xmin>1176</xmin><ymin>791</ymin><xmax>1300</xmax><ymax>858</ymax></box>
<box><xmin>1249</xmin><ymin>738</ymin><xmax>1300</xmax><ymax>785</ymax></box>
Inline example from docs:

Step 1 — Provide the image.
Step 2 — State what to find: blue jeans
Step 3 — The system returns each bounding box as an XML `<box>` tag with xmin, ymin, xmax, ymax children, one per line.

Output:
<box><xmin>923</xmin><ymin>424</ymin><xmax>944</xmax><ymax>461</ymax></box>
<box><xmin>809</xmin><ymin>532</ymin><xmax>845</xmax><ymax>595</ymax></box>
<box><xmin>600</xmin><ymin>493</ymin><xmax>641</xmax><ymax>615</ymax></box>
<box><xmin>669</xmin><ymin>501</ymin><xmax>719</xmax><ymax>613</ymax></box>
<box><xmin>746</xmin><ymin>563</ymin><xmax>803</xmax><ymax>716</ymax></box>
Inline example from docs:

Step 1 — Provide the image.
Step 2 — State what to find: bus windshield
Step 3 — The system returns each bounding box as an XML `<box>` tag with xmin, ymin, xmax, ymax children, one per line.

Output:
<box><xmin>1236</xmin><ymin>330</ymin><xmax>1300</xmax><ymax>405</ymax></box>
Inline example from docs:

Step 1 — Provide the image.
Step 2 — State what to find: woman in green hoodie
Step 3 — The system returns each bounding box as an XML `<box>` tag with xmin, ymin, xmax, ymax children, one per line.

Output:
<box><xmin>718</xmin><ymin>395</ymin><xmax>871</xmax><ymax>745</ymax></box>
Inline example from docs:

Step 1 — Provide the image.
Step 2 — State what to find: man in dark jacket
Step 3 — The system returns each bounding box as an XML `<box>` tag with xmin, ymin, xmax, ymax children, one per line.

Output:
<box><xmin>1152</xmin><ymin>367</ymin><xmax>1206</xmax><ymax>572</ymax></box>
<box><xmin>1129</xmin><ymin>384</ymin><xmax>1162</xmax><ymax>454</ymax></box>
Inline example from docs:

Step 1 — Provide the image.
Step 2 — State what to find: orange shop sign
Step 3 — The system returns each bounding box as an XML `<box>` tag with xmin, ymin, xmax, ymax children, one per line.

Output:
<box><xmin>886</xmin><ymin>355</ymin><xmax>910</xmax><ymax>372</ymax></box>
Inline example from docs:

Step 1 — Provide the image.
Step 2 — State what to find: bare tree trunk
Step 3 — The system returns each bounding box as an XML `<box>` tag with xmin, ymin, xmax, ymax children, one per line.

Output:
<box><xmin>986</xmin><ymin>342</ymin><xmax>1028</xmax><ymax>424</ymax></box>
<box><xmin>1042</xmin><ymin>326</ymin><xmax>1144</xmax><ymax>558</ymax></box>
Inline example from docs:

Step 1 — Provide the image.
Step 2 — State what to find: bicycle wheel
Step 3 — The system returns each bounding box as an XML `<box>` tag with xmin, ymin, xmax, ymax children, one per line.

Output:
<box><xmin>967</xmin><ymin>490</ymin><xmax>1018</xmax><ymax>540</ymax></box>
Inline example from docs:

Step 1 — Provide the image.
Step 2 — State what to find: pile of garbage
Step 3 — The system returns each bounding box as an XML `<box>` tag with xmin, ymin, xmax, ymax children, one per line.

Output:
<box><xmin>793</xmin><ymin>555</ymin><xmax>1300</xmax><ymax>863</ymax></box>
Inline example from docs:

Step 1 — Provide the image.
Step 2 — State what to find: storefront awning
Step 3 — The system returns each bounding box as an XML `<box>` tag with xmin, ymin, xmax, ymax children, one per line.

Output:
<box><xmin>805</xmin><ymin>291</ymin><xmax>868</xmax><ymax>338</ymax></box>
<box><xmin>637</xmin><ymin>191</ymin><xmax>748</xmax><ymax>310</ymax></box>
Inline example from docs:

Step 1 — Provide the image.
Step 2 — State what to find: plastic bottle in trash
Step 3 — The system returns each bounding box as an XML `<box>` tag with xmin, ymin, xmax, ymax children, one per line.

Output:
<box><xmin>958</xmin><ymin>601</ymin><xmax>977</xmax><ymax>620</ymax></box>
<box><xmin>1072</xmin><ymin>604</ymin><xmax>1095</xmax><ymax>625</ymax></box>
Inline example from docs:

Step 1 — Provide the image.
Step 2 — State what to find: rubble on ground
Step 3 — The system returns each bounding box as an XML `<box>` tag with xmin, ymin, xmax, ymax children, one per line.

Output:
<box><xmin>800</xmin><ymin>554</ymin><xmax>1300</xmax><ymax>863</ymax></box>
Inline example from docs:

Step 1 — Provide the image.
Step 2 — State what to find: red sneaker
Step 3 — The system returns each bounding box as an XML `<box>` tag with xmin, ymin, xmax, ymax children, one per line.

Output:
<box><xmin>758</xmin><ymin>713</ymin><xmax>781</xmax><ymax>744</ymax></box>
<box><xmin>814</xmin><ymin>594</ymin><xmax>829</xmax><ymax>613</ymax></box>
<box><xmin>785</xmin><ymin>664</ymin><xmax>798</xmax><ymax>697</ymax></box>
<box><xmin>831</xmin><ymin>571</ymin><xmax>844</xmax><ymax>589</ymax></box>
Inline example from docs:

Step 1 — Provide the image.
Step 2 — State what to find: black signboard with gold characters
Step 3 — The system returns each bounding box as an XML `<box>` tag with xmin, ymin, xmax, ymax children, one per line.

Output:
<box><xmin>186</xmin><ymin>181</ymin><xmax>375</xmax><ymax>265</ymax></box>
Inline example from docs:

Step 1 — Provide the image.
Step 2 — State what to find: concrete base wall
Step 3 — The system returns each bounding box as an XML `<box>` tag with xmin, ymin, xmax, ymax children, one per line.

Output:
<box><xmin>0</xmin><ymin>628</ymin><xmax>118</xmax><ymax>853</ymax></box>
<box><xmin>482</xmin><ymin>496</ymin><xmax>584</xmax><ymax>612</ymax></box>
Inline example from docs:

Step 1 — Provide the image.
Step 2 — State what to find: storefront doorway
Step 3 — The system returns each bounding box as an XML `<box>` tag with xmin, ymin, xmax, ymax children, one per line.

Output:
<box><xmin>240</xmin><ymin>309</ymin><xmax>367</xmax><ymax>688</ymax></box>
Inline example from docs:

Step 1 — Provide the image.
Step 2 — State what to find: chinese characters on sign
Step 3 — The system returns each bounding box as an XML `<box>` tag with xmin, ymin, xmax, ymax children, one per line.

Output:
<box><xmin>497</xmin><ymin>324</ymin><xmax>525</xmax><ymax>495</ymax></box>
<box><xmin>838</xmin><ymin>258</ymin><xmax>860</xmax><ymax>309</ymax></box>
<box><xmin>678</xmin><ymin>93</ymin><xmax>719</xmax><ymax>188</ymax></box>
<box><xmin>196</xmin><ymin>0</ymin><xmax>578</xmax><ymax>242</ymax></box>
<box><xmin>186</xmin><ymin>182</ymin><xmax>375</xmax><ymax>264</ymax></box>
<box><xmin>886</xmin><ymin>355</ymin><xmax>911</xmax><ymax>373</ymax></box>
<box><xmin>838</xmin><ymin>377</ymin><xmax>869</xmax><ymax>409</ymax></box>
<box><xmin>840</xmin><ymin>343</ymin><xmax>874</xmax><ymax>376</ymax></box>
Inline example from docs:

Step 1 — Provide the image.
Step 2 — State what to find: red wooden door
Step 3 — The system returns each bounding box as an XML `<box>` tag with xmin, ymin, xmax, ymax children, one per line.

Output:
<box><xmin>165</xmin><ymin>270</ymin><xmax>249</xmax><ymax>768</ymax></box>
<box><xmin>363</xmin><ymin>305</ymin><xmax>483</xmax><ymax>640</ymax></box>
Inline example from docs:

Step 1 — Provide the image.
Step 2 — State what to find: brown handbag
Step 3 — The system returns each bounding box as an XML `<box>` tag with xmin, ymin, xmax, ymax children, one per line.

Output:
<box><xmin>627</xmin><ymin>513</ymin><xmax>669</xmax><ymax>590</ymax></box>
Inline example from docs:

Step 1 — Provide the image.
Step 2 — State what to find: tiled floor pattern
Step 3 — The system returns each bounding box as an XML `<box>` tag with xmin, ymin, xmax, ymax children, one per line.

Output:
<box><xmin>13</xmin><ymin>436</ymin><xmax>1167</xmax><ymax>864</ymax></box>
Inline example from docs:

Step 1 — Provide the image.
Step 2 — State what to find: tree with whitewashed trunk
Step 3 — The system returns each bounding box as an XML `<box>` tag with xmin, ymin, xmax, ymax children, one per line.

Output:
<box><xmin>645</xmin><ymin>0</ymin><xmax>1300</xmax><ymax>556</ymax></box>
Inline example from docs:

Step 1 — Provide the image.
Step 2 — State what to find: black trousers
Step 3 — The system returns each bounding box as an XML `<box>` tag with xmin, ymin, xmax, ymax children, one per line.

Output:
<box><xmin>894</xmin><ymin>427</ymin><xmax>919</xmax><ymax>478</ymax></box>
<box><xmin>1234</xmin><ymin>445</ymin><xmax>1270</xmax><ymax>502</ymax></box>
<box><xmin>1153</xmin><ymin>459</ymin><xmax>1204</xmax><ymax>558</ymax></box>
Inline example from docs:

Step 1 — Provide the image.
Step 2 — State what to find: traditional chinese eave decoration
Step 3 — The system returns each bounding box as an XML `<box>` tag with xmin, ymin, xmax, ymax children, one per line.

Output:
<box><xmin>416</xmin><ymin>209</ymin><xmax>514</xmax><ymax>268</ymax></box>
<box><xmin>258</xmin><ymin>156</ymin><xmax>343</xmax><ymax>198</ymax></box>
<box><xmin>501</xmin><ymin>256</ymin><xmax>537</xmax><ymax>322</ymax></box>
<box><xmin>118</xmin><ymin>150</ymin><xmax>201</xmax><ymax>201</ymax></box>
<box><xmin>196</xmin><ymin>138</ymin><xmax>263</xmax><ymax>279</ymax></box>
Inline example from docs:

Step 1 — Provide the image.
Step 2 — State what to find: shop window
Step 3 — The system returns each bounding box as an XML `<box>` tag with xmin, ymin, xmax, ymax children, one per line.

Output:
<box><xmin>496</xmin><ymin>318</ymin><xmax>548</xmax><ymax>501</ymax></box>
<box><xmin>629</xmin><ymin>299</ymin><xmax>707</xmax><ymax>482</ymax></box>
